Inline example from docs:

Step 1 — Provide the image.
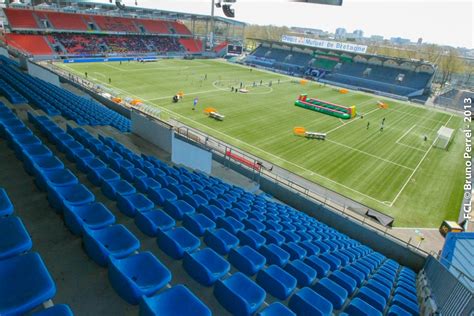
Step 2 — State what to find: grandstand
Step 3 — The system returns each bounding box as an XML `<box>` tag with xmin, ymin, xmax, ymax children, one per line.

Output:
<box><xmin>1</xmin><ymin>51</ymin><xmax>472</xmax><ymax>315</ymax></box>
<box><xmin>0</xmin><ymin>2</ymin><xmax>472</xmax><ymax>316</ymax></box>
<box><xmin>245</xmin><ymin>40</ymin><xmax>435</xmax><ymax>102</ymax></box>
<box><xmin>0</xmin><ymin>5</ymin><xmax>243</xmax><ymax>58</ymax></box>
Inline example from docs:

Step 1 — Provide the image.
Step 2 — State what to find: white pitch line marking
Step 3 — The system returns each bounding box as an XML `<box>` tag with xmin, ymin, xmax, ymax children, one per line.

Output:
<box><xmin>326</xmin><ymin>140</ymin><xmax>414</xmax><ymax>170</ymax></box>
<box><xmin>396</xmin><ymin>124</ymin><xmax>417</xmax><ymax>144</ymax></box>
<box><xmin>326</xmin><ymin>107</ymin><xmax>380</xmax><ymax>134</ymax></box>
<box><xmin>389</xmin><ymin>114</ymin><xmax>454</xmax><ymax>207</ymax></box>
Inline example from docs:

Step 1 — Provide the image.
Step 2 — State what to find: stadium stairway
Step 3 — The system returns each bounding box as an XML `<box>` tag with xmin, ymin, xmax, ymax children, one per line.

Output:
<box><xmin>1</xmin><ymin>97</ymin><xmax>422</xmax><ymax>315</ymax></box>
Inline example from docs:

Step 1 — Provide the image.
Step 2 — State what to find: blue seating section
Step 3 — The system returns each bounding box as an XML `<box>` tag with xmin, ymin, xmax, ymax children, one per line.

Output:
<box><xmin>0</xmin><ymin>57</ymin><xmax>130</xmax><ymax>132</ymax></box>
<box><xmin>2</xmin><ymin>101</ymin><xmax>421</xmax><ymax>315</ymax></box>
<box><xmin>245</xmin><ymin>46</ymin><xmax>433</xmax><ymax>98</ymax></box>
<box><xmin>0</xmin><ymin>102</ymin><xmax>73</xmax><ymax>315</ymax></box>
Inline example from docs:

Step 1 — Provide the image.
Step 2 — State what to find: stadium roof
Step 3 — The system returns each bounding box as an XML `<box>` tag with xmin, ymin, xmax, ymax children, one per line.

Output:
<box><xmin>250</xmin><ymin>38</ymin><xmax>436</xmax><ymax>67</ymax></box>
<box><xmin>9</xmin><ymin>0</ymin><xmax>245</xmax><ymax>27</ymax></box>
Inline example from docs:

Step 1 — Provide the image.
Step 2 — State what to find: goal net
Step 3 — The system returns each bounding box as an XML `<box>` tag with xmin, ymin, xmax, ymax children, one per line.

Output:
<box><xmin>434</xmin><ymin>126</ymin><xmax>454</xmax><ymax>150</ymax></box>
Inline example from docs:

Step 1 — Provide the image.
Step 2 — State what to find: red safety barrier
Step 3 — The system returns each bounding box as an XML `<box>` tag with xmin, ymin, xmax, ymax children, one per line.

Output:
<box><xmin>225</xmin><ymin>150</ymin><xmax>261</xmax><ymax>171</ymax></box>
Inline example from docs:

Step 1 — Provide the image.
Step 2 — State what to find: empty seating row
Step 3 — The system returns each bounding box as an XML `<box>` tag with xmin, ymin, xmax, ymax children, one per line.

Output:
<box><xmin>27</xmin><ymin>112</ymin><xmax>212</xmax><ymax>315</ymax></box>
<box><xmin>0</xmin><ymin>57</ymin><xmax>130</xmax><ymax>132</ymax></box>
<box><xmin>4</xmin><ymin>8</ymin><xmax>192</xmax><ymax>35</ymax></box>
<box><xmin>29</xmin><ymin>112</ymin><xmax>421</xmax><ymax>315</ymax></box>
<box><xmin>0</xmin><ymin>103</ymin><xmax>73</xmax><ymax>315</ymax></box>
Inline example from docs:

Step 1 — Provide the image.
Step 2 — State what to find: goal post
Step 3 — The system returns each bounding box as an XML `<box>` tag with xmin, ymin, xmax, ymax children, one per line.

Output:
<box><xmin>434</xmin><ymin>126</ymin><xmax>454</xmax><ymax>150</ymax></box>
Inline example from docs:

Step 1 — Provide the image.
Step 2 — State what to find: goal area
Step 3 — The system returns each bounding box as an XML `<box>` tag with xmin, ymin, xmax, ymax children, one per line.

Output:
<box><xmin>434</xmin><ymin>126</ymin><xmax>454</xmax><ymax>150</ymax></box>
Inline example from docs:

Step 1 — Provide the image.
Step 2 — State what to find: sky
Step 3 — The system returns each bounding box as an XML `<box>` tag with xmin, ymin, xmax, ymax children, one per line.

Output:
<box><xmin>118</xmin><ymin>0</ymin><xmax>473</xmax><ymax>48</ymax></box>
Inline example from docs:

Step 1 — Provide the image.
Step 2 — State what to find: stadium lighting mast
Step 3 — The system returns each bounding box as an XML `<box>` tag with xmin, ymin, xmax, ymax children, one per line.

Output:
<box><xmin>211</xmin><ymin>0</ymin><xmax>236</xmax><ymax>48</ymax></box>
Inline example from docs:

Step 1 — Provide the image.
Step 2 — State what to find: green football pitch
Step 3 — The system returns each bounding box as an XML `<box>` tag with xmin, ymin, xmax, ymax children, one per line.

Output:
<box><xmin>58</xmin><ymin>59</ymin><xmax>466</xmax><ymax>227</ymax></box>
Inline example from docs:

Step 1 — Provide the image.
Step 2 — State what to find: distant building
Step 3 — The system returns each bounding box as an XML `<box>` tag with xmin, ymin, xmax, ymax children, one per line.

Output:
<box><xmin>417</xmin><ymin>38</ymin><xmax>423</xmax><ymax>45</ymax></box>
<box><xmin>291</xmin><ymin>27</ymin><xmax>325</xmax><ymax>36</ymax></box>
<box><xmin>370</xmin><ymin>35</ymin><xmax>384</xmax><ymax>42</ymax></box>
<box><xmin>390</xmin><ymin>37</ymin><xmax>411</xmax><ymax>45</ymax></box>
<box><xmin>353</xmin><ymin>29</ymin><xmax>364</xmax><ymax>39</ymax></box>
<box><xmin>335</xmin><ymin>27</ymin><xmax>346</xmax><ymax>39</ymax></box>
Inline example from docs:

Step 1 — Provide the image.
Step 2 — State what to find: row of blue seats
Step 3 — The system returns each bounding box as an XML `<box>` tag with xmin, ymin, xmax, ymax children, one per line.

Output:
<box><xmin>0</xmin><ymin>103</ymin><xmax>73</xmax><ymax>316</ymax></box>
<box><xmin>0</xmin><ymin>57</ymin><xmax>130</xmax><ymax>132</ymax></box>
<box><xmin>49</xmin><ymin>119</ymin><xmax>421</xmax><ymax>315</ymax></box>
<box><xmin>0</xmin><ymin>78</ymin><xmax>27</xmax><ymax>104</ymax></box>
<box><xmin>27</xmin><ymin>112</ymin><xmax>214</xmax><ymax>315</ymax></box>
<box><xmin>93</xmin><ymin>125</ymin><xmax>417</xmax><ymax>313</ymax></box>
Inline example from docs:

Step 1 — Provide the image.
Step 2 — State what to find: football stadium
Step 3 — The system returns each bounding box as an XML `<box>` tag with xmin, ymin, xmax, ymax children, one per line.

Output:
<box><xmin>0</xmin><ymin>0</ymin><xmax>472</xmax><ymax>315</ymax></box>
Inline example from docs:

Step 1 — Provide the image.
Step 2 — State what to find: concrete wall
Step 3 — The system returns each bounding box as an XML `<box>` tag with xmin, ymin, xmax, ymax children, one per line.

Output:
<box><xmin>172</xmin><ymin>134</ymin><xmax>212</xmax><ymax>174</ymax></box>
<box><xmin>131</xmin><ymin>110</ymin><xmax>173</xmax><ymax>153</ymax></box>
<box><xmin>27</xmin><ymin>61</ymin><xmax>60</xmax><ymax>87</ymax></box>
<box><xmin>213</xmin><ymin>154</ymin><xmax>427</xmax><ymax>271</ymax></box>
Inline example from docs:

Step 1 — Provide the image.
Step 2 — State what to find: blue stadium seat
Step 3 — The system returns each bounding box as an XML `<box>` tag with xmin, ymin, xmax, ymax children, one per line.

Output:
<box><xmin>256</xmin><ymin>265</ymin><xmax>297</xmax><ymax>300</ymax></box>
<box><xmin>83</xmin><ymin>224</ymin><xmax>140</xmax><ymax>266</ymax></box>
<box><xmin>217</xmin><ymin>216</ymin><xmax>245</xmax><ymax>234</ymax></box>
<box><xmin>355</xmin><ymin>287</ymin><xmax>386</xmax><ymax>312</ymax></box>
<box><xmin>87</xmin><ymin>167</ymin><xmax>120</xmax><ymax>187</ymax></box>
<box><xmin>265</xmin><ymin>219</ymin><xmax>283</xmax><ymax>232</ymax></box>
<box><xmin>0</xmin><ymin>216</ymin><xmax>32</xmax><ymax>260</ymax></box>
<box><xmin>332</xmin><ymin>251</ymin><xmax>351</xmax><ymax>266</ymax></box>
<box><xmin>226</xmin><ymin>208</ymin><xmax>248</xmax><ymax>221</ymax></box>
<box><xmin>117</xmin><ymin>193</ymin><xmax>154</xmax><ymax>217</ymax></box>
<box><xmin>182</xmin><ymin>213</ymin><xmax>216</xmax><ymax>237</ymax></box>
<box><xmin>183</xmin><ymin>248</ymin><xmax>230</xmax><ymax>286</ymax></box>
<box><xmin>262</xmin><ymin>230</ymin><xmax>285</xmax><ymax>246</ymax></box>
<box><xmin>242</xmin><ymin>218</ymin><xmax>265</xmax><ymax>233</ymax></box>
<box><xmin>47</xmin><ymin>183</ymin><xmax>95</xmax><ymax>213</ymax></box>
<box><xmin>320</xmin><ymin>253</ymin><xmax>342</xmax><ymax>271</ymax></box>
<box><xmin>394</xmin><ymin>286</ymin><xmax>418</xmax><ymax>303</ymax></box>
<box><xmin>140</xmin><ymin>285</ymin><xmax>211</xmax><ymax>316</ymax></box>
<box><xmin>312</xmin><ymin>277</ymin><xmax>348</xmax><ymax>309</ymax></box>
<box><xmin>0</xmin><ymin>188</ymin><xmax>14</xmax><ymax>216</ymax></box>
<box><xmin>30</xmin><ymin>156</ymin><xmax>64</xmax><ymax>177</ymax></box>
<box><xmin>299</xmin><ymin>241</ymin><xmax>321</xmax><ymax>256</ymax></box>
<box><xmin>343</xmin><ymin>265</ymin><xmax>366</xmax><ymax>286</ymax></box>
<box><xmin>204</xmin><ymin>228</ymin><xmax>239</xmax><ymax>255</ymax></box>
<box><xmin>281</xmin><ymin>230</ymin><xmax>301</xmax><ymax>243</ymax></box>
<box><xmin>32</xmin><ymin>304</ymin><xmax>74</xmax><ymax>316</ymax></box>
<box><xmin>182</xmin><ymin>193</ymin><xmax>208</xmax><ymax>209</ymax></box>
<box><xmin>197</xmin><ymin>204</ymin><xmax>225</xmax><ymax>221</ymax></box>
<box><xmin>36</xmin><ymin>168</ymin><xmax>78</xmax><ymax>191</ymax></box>
<box><xmin>257</xmin><ymin>302</ymin><xmax>296</xmax><ymax>316</ymax></box>
<box><xmin>0</xmin><ymin>253</ymin><xmax>56</xmax><ymax>315</ymax></box>
<box><xmin>259</xmin><ymin>244</ymin><xmax>290</xmax><ymax>267</ymax></box>
<box><xmin>304</xmin><ymin>255</ymin><xmax>331</xmax><ymax>278</ymax></box>
<box><xmin>63</xmin><ymin>202</ymin><xmax>115</xmax><ymax>236</ymax></box>
<box><xmin>163</xmin><ymin>199</ymin><xmax>195</xmax><ymax>220</ymax></box>
<box><xmin>101</xmin><ymin>179</ymin><xmax>136</xmax><ymax>201</ymax></box>
<box><xmin>366</xmin><ymin>279</ymin><xmax>392</xmax><ymax>301</ymax></box>
<box><xmin>387</xmin><ymin>305</ymin><xmax>412</xmax><ymax>316</ymax></box>
<box><xmin>214</xmin><ymin>272</ymin><xmax>266</xmax><ymax>315</ymax></box>
<box><xmin>134</xmin><ymin>209</ymin><xmax>175</xmax><ymax>237</ymax></box>
<box><xmin>328</xmin><ymin>270</ymin><xmax>357</xmax><ymax>295</ymax></box>
<box><xmin>313</xmin><ymin>241</ymin><xmax>330</xmax><ymax>253</ymax></box>
<box><xmin>135</xmin><ymin>177</ymin><xmax>161</xmax><ymax>194</ymax></box>
<box><xmin>284</xmin><ymin>259</ymin><xmax>317</xmax><ymax>287</ymax></box>
<box><xmin>343</xmin><ymin>298</ymin><xmax>382</xmax><ymax>316</ymax></box>
<box><xmin>238</xmin><ymin>229</ymin><xmax>266</xmax><ymax>249</ymax></box>
<box><xmin>108</xmin><ymin>252</ymin><xmax>171</xmax><ymax>304</ymax></box>
<box><xmin>228</xmin><ymin>245</ymin><xmax>266</xmax><ymax>276</ymax></box>
<box><xmin>281</xmin><ymin>242</ymin><xmax>307</xmax><ymax>260</ymax></box>
<box><xmin>157</xmin><ymin>227</ymin><xmax>200</xmax><ymax>259</ymax></box>
<box><xmin>83</xmin><ymin>158</ymin><xmax>106</xmax><ymax>175</ymax></box>
<box><xmin>288</xmin><ymin>287</ymin><xmax>333</xmax><ymax>316</ymax></box>
<box><xmin>391</xmin><ymin>294</ymin><xmax>419</xmax><ymax>315</ymax></box>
